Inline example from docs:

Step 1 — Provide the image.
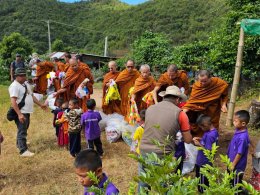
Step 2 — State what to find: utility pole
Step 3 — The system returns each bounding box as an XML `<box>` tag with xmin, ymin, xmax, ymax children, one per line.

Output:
<box><xmin>47</xmin><ymin>20</ymin><xmax>52</xmax><ymax>54</ymax></box>
<box><xmin>104</xmin><ymin>36</ymin><xmax>108</xmax><ymax>57</ymax></box>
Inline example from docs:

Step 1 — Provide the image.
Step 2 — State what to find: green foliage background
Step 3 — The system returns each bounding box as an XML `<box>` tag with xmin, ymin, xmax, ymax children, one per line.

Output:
<box><xmin>0</xmin><ymin>0</ymin><xmax>227</xmax><ymax>55</ymax></box>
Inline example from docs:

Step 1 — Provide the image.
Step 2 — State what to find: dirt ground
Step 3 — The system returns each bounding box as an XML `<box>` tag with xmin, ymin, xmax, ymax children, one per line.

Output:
<box><xmin>0</xmin><ymin>86</ymin><xmax>259</xmax><ymax>194</ymax></box>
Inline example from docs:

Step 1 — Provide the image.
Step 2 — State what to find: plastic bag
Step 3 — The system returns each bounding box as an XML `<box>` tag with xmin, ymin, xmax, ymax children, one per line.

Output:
<box><xmin>99</xmin><ymin>111</ymin><xmax>108</xmax><ymax>132</ymax></box>
<box><xmin>104</xmin><ymin>80</ymin><xmax>121</xmax><ymax>105</ymax></box>
<box><xmin>33</xmin><ymin>93</ymin><xmax>43</xmax><ymax>101</ymax></box>
<box><xmin>105</xmin><ymin>126</ymin><xmax>122</xmax><ymax>143</ymax></box>
<box><xmin>45</xmin><ymin>94</ymin><xmax>57</xmax><ymax>110</ymax></box>
<box><xmin>182</xmin><ymin>143</ymin><xmax>198</xmax><ymax>174</ymax></box>
<box><xmin>122</xmin><ymin>125</ymin><xmax>137</xmax><ymax>147</ymax></box>
<box><xmin>142</xmin><ymin>91</ymin><xmax>154</xmax><ymax>107</ymax></box>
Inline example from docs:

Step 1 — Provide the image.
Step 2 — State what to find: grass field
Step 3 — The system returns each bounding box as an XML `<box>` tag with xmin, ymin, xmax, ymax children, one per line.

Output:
<box><xmin>0</xmin><ymin>84</ymin><xmax>259</xmax><ymax>194</ymax></box>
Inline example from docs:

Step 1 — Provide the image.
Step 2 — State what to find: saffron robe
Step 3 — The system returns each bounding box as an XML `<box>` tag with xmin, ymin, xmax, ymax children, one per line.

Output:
<box><xmin>132</xmin><ymin>75</ymin><xmax>156</xmax><ymax>111</ymax></box>
<box><xmin>35</xmin><ymin>61</ymin><xmax>54</xmax><ymax>94</ymax></box>
<box><xmin>115</xmin><ymin>69</ymin><xmax>140</xmax><ymax>116</ymax></box>
<box><xmin>102</xmin><ymin>71</ymin><xmax>121</xmax><ymax>114</ymax></box>
<box><xmin>156</xmin><ymin>71</ymin><xmax>190</xmax><ymax>95</ymax></box>
<box><xmin>183</xmin><ymin>77</ymin><xmax>228</xmax><ymax>136</ymax></box>
<box><xmin>60</xmin><ymin>65</ymin><xmax>94</xmax><ymax>111</ymax></box>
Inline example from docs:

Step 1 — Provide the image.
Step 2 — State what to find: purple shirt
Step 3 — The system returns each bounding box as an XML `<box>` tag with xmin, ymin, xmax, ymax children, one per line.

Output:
<box><xmin>84</xmin><ymin>173</ymin><xmax>119</xmax><ymax>195</ymax></box>
<box><xmin>196</xmin><ymin>128</ymin><xmax>219</xmax><ymax>166</ymax></box>
<box><xmin>81</xmin><ymin>110</ymin><xmax>102</xmax><ymax>141</ymax></box>
<box><xmin>227</xmin><ymin>129</ymin><xmax>250</xmax><ymax>173</ymax></box>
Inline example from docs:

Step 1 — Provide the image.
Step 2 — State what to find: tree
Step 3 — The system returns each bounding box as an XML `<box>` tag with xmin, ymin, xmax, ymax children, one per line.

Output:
<box><xmin>0</xmin><ymin>32</ymin><xmax>33</xmax><ymax>83</ymax></box>
<box><xmin>52</xmin><ymin>39</ymin><xmax>65</xmax><ymax>52</ymax></box>
<box><xmin>131</xmin><ymin>31</ymin><xmax>173</xmax><ymax>71</ymax></box>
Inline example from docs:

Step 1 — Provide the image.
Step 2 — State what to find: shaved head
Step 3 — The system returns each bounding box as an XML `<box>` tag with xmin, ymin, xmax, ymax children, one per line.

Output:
<box><xmin>140</xmin><ymin>64</ymin><xmax>150</xmax><ymax>79</ymax></box>
<box><xmin>198</xmin><ymin>70</ymin><xmax>212</xmax><ymax>87</ymax></box>
<box><xmin>167</xmin><ymin>64</ymin><xmax>178</xmax><ymax>72</ymax></box>
<box><xmin>108</xmin><ymin>61</ymin><xmax>117</xmax><ymax>73</ymax></box>
<box><xmin>69</xmin><ymin>58</ymin><xmax>78</xmax><ymax>72</ymax></box>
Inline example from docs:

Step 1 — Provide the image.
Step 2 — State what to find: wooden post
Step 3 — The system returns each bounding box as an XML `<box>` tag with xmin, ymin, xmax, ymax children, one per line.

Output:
<box><xmin>226</xmin><ymin>27</ymin><xmax>245</xmax><ymax>126</ymax></box>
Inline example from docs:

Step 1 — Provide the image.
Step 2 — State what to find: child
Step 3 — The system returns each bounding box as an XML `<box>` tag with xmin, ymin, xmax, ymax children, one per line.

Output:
<box><xmin>56</xmin><ymin>102</ymin><xmax>69</xmax><ymax>148</ymax></box>
<box><xmin>66</xmin><ymin>99</ymin><xmax>83</xmax><ymax>157</ymax></box>
<box><xmin>52</xmin><ymin>98</ymin><xmax>64</xmax><ymax>137</ymax></box>
<box><xmin>81</xmin><ymin>99</ymin><xmax>103</xmax><ymax>157</ymax></box>
<box><xmin>227</xmin><ymin>110</ymin><xmax>250</xmax><ymax>187</ymax></box>
<box><xmin>74</xmin><ymin>149</ymin><xmax>119</xmax><ymax>195</ymax></box>
<box><xmin>132</xmin><ymin>109</ymin><xmax>146</xmax><ymax>155</ymax></box>
<box><xmin>174</xmin><ymin>130</ymin><xmax>185</xmax><ymax>174</ymax></box>
<box><xmin>193</xmin><ymin>114</ymin><xmax>219</xmax><ymax>193</ymax></box>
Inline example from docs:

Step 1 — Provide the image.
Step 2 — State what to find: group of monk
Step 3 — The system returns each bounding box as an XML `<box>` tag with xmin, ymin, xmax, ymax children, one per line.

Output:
<box><xmin>32</xmin><ymin>53</ymin><xmax>228</xmax><ymax>136</ymax></box>
<box><xmin>102</xmin><ymin>60</ymin><xmax>228</xmax><ymax>136</ymax></box>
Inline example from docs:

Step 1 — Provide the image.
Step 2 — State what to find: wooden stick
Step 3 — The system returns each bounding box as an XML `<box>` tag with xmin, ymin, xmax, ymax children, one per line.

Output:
<box><xmin>226</xmin><ymin>27</ymin><xmax>245</xmax><ymax>127</ymax></box>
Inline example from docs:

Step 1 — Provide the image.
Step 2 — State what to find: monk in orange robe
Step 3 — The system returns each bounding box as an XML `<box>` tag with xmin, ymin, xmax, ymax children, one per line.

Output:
<box><xmin>102</xmin><ymin>61</ymin><xmax>120</xmax><ymax>114</ymax></box>
<box><xmin>64</xmin><ymin>52</ymin><xmax>71</xmax><ymax>72</ymax></box>
<box><xmin>115</xmin><ymin>60</ymin><xmax>140</xmax><ymax>117</ymax></box>
<box><xmin>76</xmin><ymin>54</ymin><xmax>91</xmax><ymax>72</ymax></box>
<box><xmin>183</xmin><ymin>70</ymin><xmax>228</xmax><ymax>136</ymax></box>
<box><xmin>53</xmin><ymin>57</ymin><xmax>66</xmax><ymax>91</ymax></box>
<box><xmin>153</xmin><ymin>64</ymin><xmax>190</xmax><ymax>103</ymax></box>
<box><xmin>131</xmin><ymin>64</ymin><xmax>156</xmax><ymax>111</ymax></box>
<box><xmin>35</xmin><ymin>60</ymin><xmax>54</xmax><ymax>94</ymax></box>
<box><xmin>54</xmin><ymin>58</ymin><xmax>94</xmax><ymax>111</ymax></box>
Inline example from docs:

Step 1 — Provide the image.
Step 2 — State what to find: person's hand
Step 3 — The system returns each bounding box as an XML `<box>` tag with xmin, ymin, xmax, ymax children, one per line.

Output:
<box><xmin>18</xmin><ymin>114</ymin><xmax>26</xmax><ymax>124</ymax></box>
<box><xmin>221</xmin><ymin>104</ymin><xmax>228</xmax><ymax>113</ymax></box>
<box><xmin>193</xmin><ymin>138</ymin><xmax>200</xmax><ymax>146</ymax></box>
<box><xmin>53</xmin><ymin>92</ymin><xmax>58</xmax><ymax>98</ymax></box>
<box><xmin>106</xmin><ymin>82</ymin><xmax>110</xmax><ymax>87</ymax></box>
<box><xmin>230</xmin><ymin>163</ymin><xmax>235</xmax><ymax>171</ymax></box>
<box><xmin>131</xmin><ymin>97</ymin><xmax>135</xmax><ymax>102</ymax></box>
<box><xmin>55</xmin><ymin>120</ymin><xmax>60</xmax><ymax>125</ymax></box>
<box><xmin>40</xmin><ymin>104</ymin><xmax>48</xmax><ymax>111</ymax></box>
<box><xmin>182</xmin><ymin>109</ymin><xmax>188</xmax><ymax>112</ymax></box>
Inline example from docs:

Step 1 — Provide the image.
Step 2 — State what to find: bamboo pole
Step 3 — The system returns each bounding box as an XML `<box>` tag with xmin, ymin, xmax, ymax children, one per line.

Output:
<box><xmin>226</xmin><ymin>27</ymin><xmax>245</xmax><ymax>126</ymax></box>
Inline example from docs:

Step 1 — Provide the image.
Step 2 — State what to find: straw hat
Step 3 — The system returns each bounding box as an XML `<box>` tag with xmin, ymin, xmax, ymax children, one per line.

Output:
<box><xmin>158</xmin><ymin>85</ymin><xmax>187</xmax><ymax>101</ymax></box>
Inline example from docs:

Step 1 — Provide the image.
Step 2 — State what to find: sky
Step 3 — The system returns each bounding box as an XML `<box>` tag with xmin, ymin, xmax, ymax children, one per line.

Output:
<box><xmin>59</xmin><ymin>0</ymin><xmax>148</xmax><ymax>5</ymax></box>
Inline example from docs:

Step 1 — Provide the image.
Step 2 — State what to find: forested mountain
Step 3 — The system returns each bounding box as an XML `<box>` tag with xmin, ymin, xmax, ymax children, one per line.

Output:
<box><xmin>0</xmin><ymin>0</ymin><xmax>228</xmax><ymax>55</ymax></box>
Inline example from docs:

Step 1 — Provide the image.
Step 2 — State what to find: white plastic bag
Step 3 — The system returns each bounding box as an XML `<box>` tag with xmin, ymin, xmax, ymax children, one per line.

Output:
<box><xmin>105</xmin><ymin>126</ymin><xmax>122</xmax><ymax>143</ymax></box>
<box><xmin>33</xmin><ymin>93</ymin><xmax>43</xmax><ymax>101</ymax></box>
<box><xmin>99</xmin><ymin>111</ymin><xmax>108</xmax><ymax>132</ymax></box>
<box><xmin>45</xmin><ymin>94</ymin><xmax>57</xmax><ymax>110</ymax></box>
<box><xmin>182</xmin><ymin>143</ymin><xmax>198</xmax><ymax>174</ymax></box>
<box><xmin>122</xmin><ymin>125</ymin><xmax>137</xmax><ymax>147</ymax></box>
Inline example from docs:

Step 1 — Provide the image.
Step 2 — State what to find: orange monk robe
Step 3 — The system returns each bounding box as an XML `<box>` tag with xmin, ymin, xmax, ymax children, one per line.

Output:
<box><xmin>61</xmin><ymin>65</ymin><xmax>94</xmax><ymax>112</ymax></box>
<box><xmin>57</xmin><ymin>61</ymin><xmax>66</xmax><ymax>72</ymax></box>
<box><xmin>53</xmin><ymin>61</ymin><xmax>66</xmax><ymax>91</ymax></box>
<box><xmin>183</xmin><ymin>77</ymin><xmax>228</xmax><ymax>136</ymax></box>
<box><xmin>132</xmin><ymin>76</ymin><xmax>156</xmax><ymax>111</ymax></box>
<box><xmin>35</xmin><ymin>61</ymin><xmax>54</xmax><ymax>94</ymax></box>
<box><xmin>101</xmin><ymin>71</ymin><xmax>120</xmax><ymax>114</ymax></box>
<box><xmin>78</xmin><ymin>61</ymin><xmax>91</xmax><ymax>72</ymax></box>
<box><xmin>156</xmin><ymin>70</ymin><xmax>190</xmax><ymax>95</ymax></box>
<box><xmin>64</xmin><ymin>62</ymin><xmax>70</xmax><ymax>73</ymax></box>
<box><xmin>115</xmin><ymin>69</ymin><xmax>140</xmax><ymax>116</ymax></box>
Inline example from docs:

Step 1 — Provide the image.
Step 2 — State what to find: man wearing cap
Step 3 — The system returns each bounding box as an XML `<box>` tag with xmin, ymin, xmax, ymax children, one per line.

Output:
<box><xmin>139</xmin><ymin>86</ymin><xmax>192</xmax><ymax>189</ymax></box>
<box><xmin>140</xmin><ymin>85</ymin><xmax>192</xmax><ymax>156</ymax></box>
<box><xmin>9</xmin><ymin>68</ymin><xmax>47</xmax><ymax>157</ymax></box>
<box><xmin>10</xmin><ymin>53</ymin><xmax>25</xmax><ymax>81</ymax></box>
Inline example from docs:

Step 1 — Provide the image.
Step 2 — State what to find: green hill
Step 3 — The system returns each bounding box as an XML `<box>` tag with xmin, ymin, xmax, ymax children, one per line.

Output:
<box><xmin>0</xmin><ymin>0</ymin><xmax>228</xmax><ymax>55</ymax></box>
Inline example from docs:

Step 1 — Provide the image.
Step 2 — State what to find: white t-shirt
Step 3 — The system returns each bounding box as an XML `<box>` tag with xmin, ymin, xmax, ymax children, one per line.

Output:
<box><xmin>9</xmin><ymin>80</ymin><xmax>34</xmax><ymax>114</ymax></box>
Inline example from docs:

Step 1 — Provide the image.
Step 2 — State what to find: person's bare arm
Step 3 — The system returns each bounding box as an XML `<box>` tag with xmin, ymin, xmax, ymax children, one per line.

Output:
<box><xmin>53</xmin><ymin>88</ymin><xmax>67</xmax><ymax>97</ymax></box>
<box><xmin>152</xmin><ymin>86</ymin><xmax>160</xmax><ymax>104</ymax></box>
<box><xmin>11</xmin><ymin>97</ymin><xmax>26</xmax><ymax>123</ymax></box>
<box><xmin>231</xmin><ymin>154</ymin><xmax>241</xmax><ymax>170</ymax></box>
<box><xmin>182</xmin><ymin>131</ymin><xmax>192</xmax><ymax>144</ymax></box>
<box><xmin>32</xmin><ymin>95</ymin><xmax>48</xmax><ymax>111</ymax></box>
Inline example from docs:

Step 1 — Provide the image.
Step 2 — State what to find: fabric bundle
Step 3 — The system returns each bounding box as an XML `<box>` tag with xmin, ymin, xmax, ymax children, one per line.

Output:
<box><xmin>142</xmin><ymin>91</ymin><xmax>154</xmax><ymax>107</ymax></box>
<box><xmin>128</xmin><ymin>100</ymin><xmax>140</xmax><ymax>125</ymax></box>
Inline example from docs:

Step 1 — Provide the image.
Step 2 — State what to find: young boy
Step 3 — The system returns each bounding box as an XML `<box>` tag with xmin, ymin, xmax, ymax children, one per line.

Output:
<box><xmin>66</xmin><ymin>98</ymin><xmax>83</xmax><ymax>157</ymax></box>
<box><xmin>193</xmin><ymin>114</ymin><xmax>219</xmax><ymax>193</ymax></box>
<box><xmin>81</xmin><ymin>99</ymin><xmax>103</xmax><ymax>157</ymax></box>
<box><xmin>227</xmin><ymin>110</ymin><xmax>250</xmax><ymax>187</ymax></box>
<box><xmin>75</xmin><ymin>149</ymin><xmax>119</xmax><ymax>195</ymax></box>
<box><xmin>133</xmin><ymin>109</ymin><xmax>146</xmax><ymax>155</ymax></box>
<box><xmin>52</xmin><ymin>98</ymin><xmax>64</xmax><ymax>137</ymax></box>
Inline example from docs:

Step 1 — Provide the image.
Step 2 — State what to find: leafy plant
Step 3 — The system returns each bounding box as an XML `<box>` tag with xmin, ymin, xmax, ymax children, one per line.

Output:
<box><xmin>85</xmin><ymin>171</ymin><xmax>110</xmax><ymax>195</ymax></box>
